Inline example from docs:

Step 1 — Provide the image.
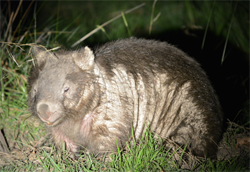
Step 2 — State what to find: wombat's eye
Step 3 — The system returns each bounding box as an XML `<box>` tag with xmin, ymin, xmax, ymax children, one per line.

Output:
<box><xmin>64</xmin><ymin>87</ymin><xmax>69</xmax><ymax>93</ymax></box>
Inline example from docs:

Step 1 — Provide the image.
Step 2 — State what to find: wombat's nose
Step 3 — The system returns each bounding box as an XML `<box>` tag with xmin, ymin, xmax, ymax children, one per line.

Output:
<box><xmin>37</xmin><ymin>103</ymin><xmax>51</xmax><ymax>120</ymax></box>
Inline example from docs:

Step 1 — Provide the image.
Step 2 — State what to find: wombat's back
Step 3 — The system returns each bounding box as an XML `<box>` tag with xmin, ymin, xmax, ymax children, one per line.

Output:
<box><xmin>94</xmin><ymin>38</ymin><xmax>223</xmax><ymax>157</ymax></box>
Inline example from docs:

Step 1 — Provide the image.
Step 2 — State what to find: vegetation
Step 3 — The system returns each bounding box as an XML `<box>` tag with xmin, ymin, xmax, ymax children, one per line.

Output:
<box><xmin>0</xmin><ymin>1</ymin><xmax>249</xmax><ymax>171</ymax></box>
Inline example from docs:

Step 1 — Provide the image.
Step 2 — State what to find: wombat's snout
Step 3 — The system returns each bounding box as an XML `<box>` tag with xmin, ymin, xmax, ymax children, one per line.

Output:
<box><xmin>38</xmin><ymin>104</ymin><xmax>50</xmax><ymax>117</ymax></box>
<box><xmin>37</xmin><ymin>102</ymin><xmax>58</xmax><ymax>125</ymax></box>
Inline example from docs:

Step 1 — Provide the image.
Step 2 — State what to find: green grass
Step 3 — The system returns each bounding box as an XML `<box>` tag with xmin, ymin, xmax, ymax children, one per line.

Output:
<box><xmin>0</xmin><ymin>1</ymin><xmax>249</xmax><ymax>171</ymax></box>
<box><xmin>1</xmin><ymin>124</ymin><xmax>249</xmax><ymax>171</ymax></box>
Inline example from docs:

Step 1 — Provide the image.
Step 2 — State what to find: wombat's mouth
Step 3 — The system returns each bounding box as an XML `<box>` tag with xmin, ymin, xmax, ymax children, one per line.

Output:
<box><xmin>46</xmin><ymin>122</ymin><xmax>54</xmax><ymax>125</ymax></box>
<box><xmin>43</xmin><ymin>117</ymin><xmax>61</xmax><ymax>126</ymax></box>
<box><xmin>43</xmin><ymin>118</ymin><xmax>60</xmax><ymax>126</ymax></box>
<box><xmin>38</xmin><ymin>112</ymin><xmax>61</xmax><ymax>126</ymax></box>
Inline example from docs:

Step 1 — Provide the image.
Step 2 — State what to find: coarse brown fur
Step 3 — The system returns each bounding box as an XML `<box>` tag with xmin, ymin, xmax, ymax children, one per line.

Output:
<box><xmin>28</xmin><ymin>38</ymin><xmax>223</xmax><ymax>158</ymax></box>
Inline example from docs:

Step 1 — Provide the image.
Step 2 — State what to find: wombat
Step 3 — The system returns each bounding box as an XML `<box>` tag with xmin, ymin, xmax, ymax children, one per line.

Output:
<box><xmin>28</xmin><ymin>38</ymin><xmax>223</xmax><ymax>158</ymax></box>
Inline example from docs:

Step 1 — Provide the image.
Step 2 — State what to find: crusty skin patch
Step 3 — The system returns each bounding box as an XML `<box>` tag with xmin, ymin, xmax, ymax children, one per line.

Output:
<box><xmin>28</xmin><ymin>38</ymin><xmax>223</xmax><ymax>158</ymax></box>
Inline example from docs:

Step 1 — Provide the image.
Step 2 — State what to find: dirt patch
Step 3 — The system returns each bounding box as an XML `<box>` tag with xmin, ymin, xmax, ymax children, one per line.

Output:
<box><xmin>217</xmin><ymin>120</ymin><xmax>250</xmax><ymax>161</ymax></box>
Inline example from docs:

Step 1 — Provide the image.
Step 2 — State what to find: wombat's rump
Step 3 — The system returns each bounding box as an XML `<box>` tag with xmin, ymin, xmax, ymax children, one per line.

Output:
<box><xmin>28</xmin><ymin>38</ymin><xmax>223</xmax><ymax>158</ymax></box>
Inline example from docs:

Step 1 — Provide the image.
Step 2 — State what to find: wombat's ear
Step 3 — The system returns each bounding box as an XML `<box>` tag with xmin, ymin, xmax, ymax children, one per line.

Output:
<box><xmin>72</xmin><ymin>46</ymin><xmax>95</xmax><ymax>70</ymax></box>
<box><xmin>32</xmin><ymin>46</ymin><xmax>55</xmax><ymax>67</ymax></box>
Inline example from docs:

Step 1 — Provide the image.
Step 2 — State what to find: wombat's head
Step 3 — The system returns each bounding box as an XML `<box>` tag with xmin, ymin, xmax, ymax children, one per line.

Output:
<box><xmin>28</xmin><ymin>46</ymin><xmax>98</xmax><ymax>126</ymax></box>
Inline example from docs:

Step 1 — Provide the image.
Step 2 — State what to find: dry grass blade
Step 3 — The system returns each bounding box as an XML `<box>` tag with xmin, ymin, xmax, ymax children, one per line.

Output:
<box><xmin>221</xmin><ymin>2</ymin><xmax>238</xmax><ymax>64</ymax></box>
<box><xmin>12</xmin><ymin>0</ymin><xmax>35</xmax><ymax>40</ymax></box>
<box><xmin>6</xmin><ymin>0</ymin><xmax>23</xmax><ymax>41</ymax></box>
<box><xmin>11</xmin><ymin>0</ymin><xmax>23</xmax><ymax>26</ymax></box>
<box><xmin>3</xmin><ymin>12</ymin><xmax>13</xmax><ymax>43</ymax></box>
<box><xmin>71</xmin><ymin>3</ymin><xmax>145</xmax><ymax>47</ymax></box>
<box><xmin>149</xmin><ymin>0</ymin><xmax>157</xmax><ymax>35</ymax></box>
<box><xmin>0</xmin><ymin>130</ymin><xmax>10</xmax><ymax>154</ymax></box>
<box><xmin>6</xmin><ymin>48</ymin><xmax>20</xmax><ymax>67</ymax></box>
